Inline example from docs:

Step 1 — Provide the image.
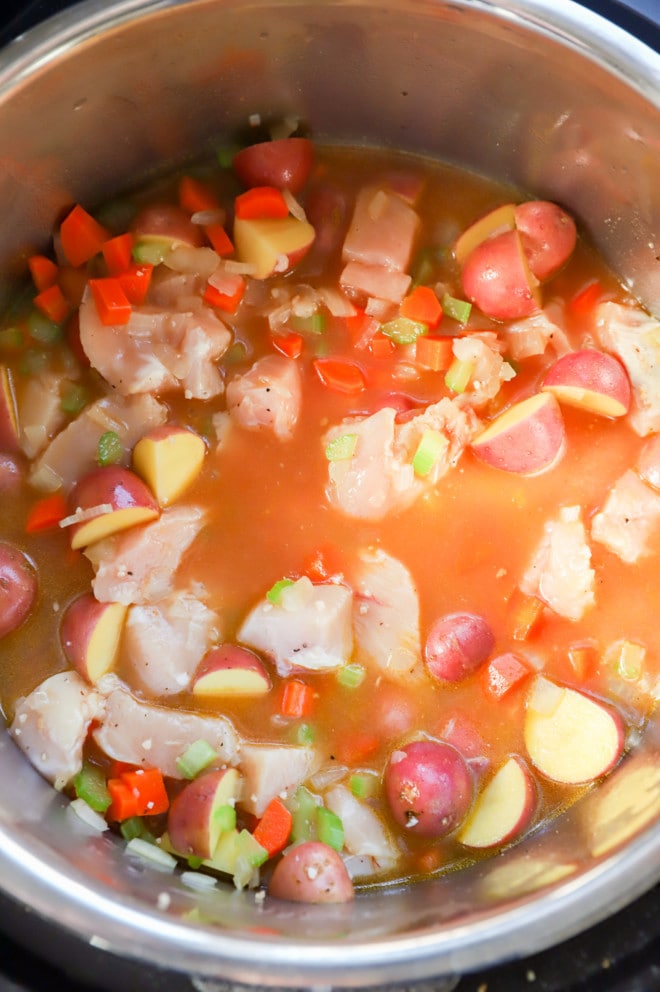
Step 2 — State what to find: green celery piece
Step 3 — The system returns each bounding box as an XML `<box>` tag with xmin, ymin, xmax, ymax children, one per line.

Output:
<box><xmin>120</xmin><ymin>816</ymin><xmax>147</xmax><ymax>842</ymax></box>
<box><xmin>291</xmin><ymin>311</ymin><xmax>326</xmax><ymax>335</ymax></box>
<box><xmin>19</xmin><ymin>350</ymin><xmax>49</xmax><ymax>375</ymax></box>
<box><xmin>97</xmin><ymin>430</ymin><xmax>123</xmax><ymax>467</ymax></box>
<box><xmin>381</xmin><ymin>316</ymin><xmax>428</xmax><ymax>345</ymax></box>
<box><xmin>444</xmin><ymin>357</ymin><xmax>475</xmax><ymax>394</ymax></box>
<box><xmin>27</xmin><ymin>309</ymin><xmax>62</xmax><ymax>343</ymax></box>
<box><xmin>211</xmin><ymin>803</ymin><xmax>237</xmax><ymax>835</ymax></box>
<box><xmin>175</xmin><ymin>739</ymin><xmax>218</xmax><ymax>779</ymax></box>
<box><xmin>73</xmin><ymin>761</ymin><xmax>111</xmax><ymax>813</ymax></box>
<box><xmin>233</xmin><ymin>830</ymin><xmax>268</xmax><ymax>890</ymax></box>
<box><xmin>412</xmin><ymin>429</ymin><xmax>448</xmax><ymax>477</ymax></box>
<box><xmin>316</xmin><ymin>807</ymin><xmax>344</xmax><ymax>851</ymax></box>
<box><xmin>266</xmin><ymin>578</ymin><xmax>296</xmax><ymax>605</ymax></box>
<box><xmin>60</xmin><ymin>383</ymin><xmax>89</xmax><ymax>416</ymax></box>
<box><xmin>441</xmin><ymin>293</ymin><xmax>472</xmax><ymax>325</ymax></box>
<box><xmin>336</xmin><ymin>663</ymin><xmax>366</xmax><ymax>689</ymax></box>
<box><xmin>349</xmin><ymin>773</ymin><xmax>379</xmax><ymax>800</ymax></box>
<box><xmin>0</xmin><ymin>327</ymin><xmax>24</xmax><ymax>350</ymax></box>
<box><xmin>290</xmin><ymin>785</ymin><xmax>319</xmax><ymax>843</ymax></box>
<box><xmin>293</xmin><ymin>722</ymin><xmax>316</xmax><ymax>746</ymax></box>
<box><xmin>132</xmin><ymin>239</ymin><xmax>169</xmax><ymax>266</ymax></box>
<box><xmin>325</xmin><ymin>433</ymin><xmax>358</xmax><ymax>462</ymax></box>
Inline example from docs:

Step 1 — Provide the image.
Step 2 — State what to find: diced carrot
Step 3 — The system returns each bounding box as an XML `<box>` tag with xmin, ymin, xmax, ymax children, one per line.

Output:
<box><xmin>313</xmin><ymin>357</ymin><xmax>366</xmax><ymax>395</ymax></box>
<box><xmin>280</xmin><ymin>679</ymin><xmax>317</xmax><ymax>718</ymax></box>
<box><xmin>28</xmin><ymin>254</ymin><xmax>59</xmax><ymax>292</ymax></box>
<box><xmin>369</xmin><ymin>331</ymin><xmax>395</xmax><ymax>359</ymax></box>
<box><xmin>414</xmin><ymin>847</ymin><xmax>444</xmax><ymax>875</ymax></box>
<box><xmin>107</xmin><ymin>778</ymin><xmax>138</xmax><ymax>821</ymax></box>
<box><xmin>203</xmin><ymin>276</ymin><xmax>246</xmax><ymax>314</ymax></box>
<box><xmin>25</xmin><ymin>492</ymin><xmax>68</xmax><ymax>534</ymax></box>
<box><xmin>344</xmin><ymin>308</ymin><xmax>380</xmax><ymax>348</ymax></box>
<box><xmin>415</xmin><ymin>334</ymin><xmax>454</xmax><ymax>371</ymax></box>
<box><xmin>507</xmin><ymin>588</ymin><xmax>545</xmax><ymax>641</ymax></box>
<box><xmin>120</xmin><ymin>767</ymin><xmax>170</xmax><ymax>816</ymax></box>
<box><xmin>400</xmin><ymin>284</ymin><xmax>443</xmax><ymax>329</ymax></box>
<box><xmin>567</xmin><ymin>641</ymin><xmax>598</xmax><ymax>680</ymax></box>
<box><xmin>88</xmin><ymin>277</ymin><xmax>133</xmax><ymax>326</ymax></box>
<box><xmin>102</xmin><ymin>232</ymin><xmax>134</xmax><ymax>275</ymax></box>
<box><xmin>481</xmin><ymin>651</ymin><xmax>532</xmax><ymax>700</ymax></box>
<box><xmin>270</xmin><ymin>330</ymin><xmax>304</xmax><ymax>359</ymax></box>
<box><xmin>178</xmin><ymin>175</ymin><xmax>220</xmax><ymax>214</ymax></box>
<box><xmin>301</xmin><ymin>544</ymin><xmax>343</xmax><ymax>583</ymax></box>
<box><xmin>59</xmin><ymin>204</ymin><xmax>109</xmax><ymax>268</ymax></box>
<box><xmin>569</xmin><ymin>280</ymin><xmax>604</xmax><ymax>316</ymax></box>
<box><xmin>335</xmin><ymin>732</ymin><xmax>380</xmax><ymax>766</ymax></box>
<box><xmin>117</xmin><ymin>263</ymin><xmax>153</xmax><ymax>305</ymax></box>
<box><xmin>33</xmin><ymin>284</ymin><xmax>70</xmax><ymax>325</ymax></box>
<box><xmin>234</xmin><ymin>185</ymin><xmax>289</xmax><ymax>220</ymax></box>
<box><xmin>204</xmin><ymin>222</ymin><xmax>234</xmax><ymax>256</ymax></box>
<box><xmin>252</xmin><ymin>797</ymin><xmax>293</xmax><ymax>857</ymax></box>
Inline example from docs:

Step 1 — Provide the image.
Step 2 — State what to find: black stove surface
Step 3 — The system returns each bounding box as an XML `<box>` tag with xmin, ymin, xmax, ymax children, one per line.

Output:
<box><xmin>0</xmin><ymin>1</ymin><xmax>657</xmax><ymax>990</ymax></box>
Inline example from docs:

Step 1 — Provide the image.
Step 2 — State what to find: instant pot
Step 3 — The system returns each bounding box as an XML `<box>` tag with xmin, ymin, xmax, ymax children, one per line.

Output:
<box><xmin>0</xmin><ymin>1</ymin><xmax>658</xmax><ymax>990</ymax></box>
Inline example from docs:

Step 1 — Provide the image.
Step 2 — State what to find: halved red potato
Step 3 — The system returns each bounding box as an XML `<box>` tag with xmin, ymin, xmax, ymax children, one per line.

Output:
<box><xmin>457</xmin><ymin>755</ymin><xmax>536</xmax><ymax>849</ymax></box>
<box><xmin>168</xmin><ymin>767</ymin><xmax>242</xmax><ymax>860</ymax></box>
<box><xmin>471</xmin><ymin>392</ymin><xmax>566</xmax><ymax>475</ymax></box>
<box><xmin>131</xmin><ymin>203</ymin><xmax>205</xmax><ymax>262</ymax></box>
<box><xmin>233</xmin><ymin>215</ymin><xmax>315</xmax><ymax>279</ymax></box>
<box><xmin>514</xmin><ymin>200</ymin><xmax>577</xmax><ymax>282</ymax></box>
<box><xmin>424</xmin><ymin>612</ymin><xmax>495</xmax><ymax>683</ymax></box>
<box><xmin>192</xmin><ymin>644</ymin><xmax>272</xmax><ymax>697</ymax></box>
<box><xmin>0</xmin><ymin>364</ymin><xmax>20</xmax><ymax>452</ymax></box>
<box><xmin>60</xmin><ymin>593</ymin><xmax>127</xmax><ymax>683</ymax></box>
<box><xmin>132</xmin><ymin>425</ymin><xmax>206</xmax><ymax>507</ymax></box>
<box><xmin>524</xmin><ymin>676</ymin><xmax>625</xmax><ymax>785</ymax></box>
<box><xmin>267</xmin><ymin>841</ymin><xmax>354</xmax><ymax>904</ymax></box>
<box><xmin>453</xmin><ymin>203</ymin><xmax>517</xmax><ymax>267</ymax></box>
<box><xmin>541</xmin><ymin>349</ymin><xmax>631</xmax><ymax>418</ymax></box>
<box><xmin>232</xmin><ymin>137</ymin><xmax>314</xmax><ymax>194</ymax></box>
<box><xmin>461</xmin><ymin>228</ymin><xmax>541</xmax><ymax>320</ymax></box>
<box><xmin>67</xmin><ymin>465</ymin><xmax>159</xmax><ymax>549</ymax></box>
<box><xmin>0</xmin><ymin>542</ymin><xmax>37</xmax><ymax>638</ymax></box>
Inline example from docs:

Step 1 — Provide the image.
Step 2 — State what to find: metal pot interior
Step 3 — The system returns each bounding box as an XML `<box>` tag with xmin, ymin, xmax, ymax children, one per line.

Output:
<box><xmin>0</xmin><ymin>0</ymin><xmax>658</xmax><ymax>986</ymax></box>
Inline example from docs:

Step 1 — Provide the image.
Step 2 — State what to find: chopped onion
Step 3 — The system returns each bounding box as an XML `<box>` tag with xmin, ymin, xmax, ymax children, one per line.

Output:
<box><xmin>180</xmin><ymin>870</ymin><xmax>218</xmax><ymax>891</ymax></box>
<box><xmin>59</xmin><ymin>503</ymin><xmax>113</xmax><ymax>529</ymax></box>
<box><xmin>68</xmin><ymin>798</ymin><xmax>109</xmax><ymax>833</ymax></box>
<box><xmin>164</xmin><ymin>246</ymin><xmax>219</xmax><ymax>279</ymax></box>
<box><xmin>221</xmin><ymin>259</ymin><xmax>258</xmax><ymax>277</ymax></box>
<box><xmin>282</xmin><ymin>189</ymin><xmax>307</xmax><ymax>222</ymax></box>
<box><xmin>125</xmin><ymin>837</ymin><xmax>177</xmax><ymax>871</ymax></box>
<box><xmin>319</xmin><ymin>287</ymin><xmax>357</xmax><ymax>318</ymax></box>
<box><xmin>191</xmin><ymin>208</ymin><xmax>226</xmax><ymax>226</ymax></box>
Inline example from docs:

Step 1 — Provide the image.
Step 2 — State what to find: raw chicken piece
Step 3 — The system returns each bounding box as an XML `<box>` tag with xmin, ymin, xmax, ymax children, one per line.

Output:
<box><xmin>503</xmin><ymin>303</ymin><xmax>571</xmax><ymax>361</ymax></box>
<box><xmin>29</xmin><ymin>393</ymin><xmax>167</xmax><ymax>492</ymax></box>
<box><xmin>339</xmin><ymin>261</ymin><xmax>411</xmax><ymax>305</ymax></box>
<box><xmin>351</xmin><ymin>548</ymin><xmax>425</xmax><ymax>684</ymax></box>
<box><xmin>520</xmin><ymin>506</ymin><xmax>595</xmax><ymax>621</ymax></box>
<box><xmin>324</xmin><ymin>397</ymin><xmax>480</xmax><ymax>521</ymax></box>
<box><xmin>591</xmin><ymin>469</ymin><xmax>660</xmax><ymax>564</ymax></box>
<box><xmin>342</xmin><ymin>187</ymin><xmax>420</xmax><ymax>273</ymax></box>
<box><xmin>93</xmin><ymin>675</ymin><xmax>239</xmax><ymax>776</ymax></box>
<box><xmin>85</xmin><ymin>505</ymin><xmax>206</xmax><ymax>605</ymax></box>
<box><xmin>78</xmin><ymin>287</ymin><xmax>231</xmax><ymax>399</ymax></box>
<box><xmin>226</xmin><ymin>354</ymin><xmax>302</xmax><ymax>441</ymax></box>
<box><xmin>238</xmin><ymin>576</ymin><xmax>353</xmax><ymax>676</ymax></box>
<box><xmin>9</xmin><ymin>672</ymin><xmax>105</xmax><ymax>790</ymax></box>
<box><xmin>594</xmin><ymin>301</ymin><xmax>660</xmax><ymax>436</ymax></box>
<box><xmin>239</xmin><ymin>742</ymin><xmax>320</xmax><ymax>816</ymax></box>
<box><xmin>452</xmin><ymin>334</ymin><xmax>516</xmax><ymax>408</ymax></box>
<box><xmin>18</xmin><ymin>372</ymin><xmax>70</xmax><ymax>459</ymax></box>
<box><xmin>125</xmin><ymin>590</ymin><xmax>220</xmax><ymax>696</ymax></box>
<box><xmin>325</xmin><ymin>783</ymin><xmax>399</xmax><ymax>867</ymax></box>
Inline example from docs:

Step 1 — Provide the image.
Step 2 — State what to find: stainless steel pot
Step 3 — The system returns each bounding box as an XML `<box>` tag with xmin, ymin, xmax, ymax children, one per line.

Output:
<box><xmin>0</xmin><ymin>1</ymin><xmax>658</xmax><ymax>987</ymax></box>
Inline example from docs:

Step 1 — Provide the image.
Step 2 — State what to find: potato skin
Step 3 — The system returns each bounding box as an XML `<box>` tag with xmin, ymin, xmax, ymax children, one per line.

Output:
<box><xmin>461</xmin><ymin>229</ymin><xmax>539</xmax><ymax>320</ymax></box>
<box><xmin>514</xmin><ymin>200</ymin><xmax>576</xmax><ymax>282</ymax></box>
<box><xmin>384</xmin><ymin>740</ymin><xmax>473</xmax><ymax>838</ymax></box>
<box><xmin>232</xmin><ymin>138</ymin><xmax>314</xmax><ymax>194</ymax></box>
<box><xmin>267</xmin><ymin>841</ymin><xmax>354</xmax><ymax>904</ymax></box>
<box><xmin>0</xmin><ymin>542</ymin><xmax>37</xmax><ymax>639</ymax></box>
<box><xmin>424</xmin><ymin>612</ymin><xmax>495</xmax><ymax>683</ymax></box>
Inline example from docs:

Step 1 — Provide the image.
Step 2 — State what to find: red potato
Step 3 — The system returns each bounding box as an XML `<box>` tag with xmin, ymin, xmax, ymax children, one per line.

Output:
<box><xmin>168</xmin><ymin>767</ymin><xmax>241</xmax><ymax>860</ymax></box>
<box><xmin>132</xmin><ymin>425</ymin><xmax>206</xmax><ymax>507</ymax></box>
<box><xmin>541</xmin><ymin>349</ymin><xmax>631</xmax><ymax>418</ymax></box>
<box><xmin>0</xmin><ymin>364</ymin><xmax>20</xmax><ymax>453</ymax></box>
<box><xmin>424</xmin><ymin>612</ymin><xmax>495</xmax><ymax>683</ymax></box>
<box><xmin>0</xmin><ymin>542</ymin><xmax>37</xmax><ymax>639</ymax></box>
<box><xmin>68</xmin><ymin>465</ymin><xmax>160</xmax><ymax>549</ymax></box>
<box><xmin>461</xmin><ymin>228</ymin><xmax>541</xmax><ymax>320</ymax></box>
<box><xmin>131</xmin><ymin>203</ymin><xmax>205</xmax><ymax>247</ymax></box>
<box><xmin>233</xmin><ymin>215</ymin><xmax>316</xmax><ymax>279</ymax></box>
<box><xmin>514</xmin><ymin>200</ymin><xmax>577</xmax><ymax>282</ymax></box>
<box><xmin>471</xmin><ymin>391</ymin><xmax>566</xmax><ymax>476</ymax></box>
<box><xmin>192</xmin><ymin>643</ymin><xmax>272</xmax><ymax>697</ymax></box>
<box><xmin>457</xmin><ymin>755</ymin><xmax>536</xmax><ymax>849</ymax></box>
<box><xmin>267</xmin><ymin>841</ymin><xmax>354</xmax><ymax>904</ymax></box>
<box><xmin>384</xmin><ymin>739</ymin><xmax>473</xmax><ymax>837</ymax></box>
<box><xmin>60</xmin><ymin>593</ymin><xmax>127</xmax><ymax>683</ymax></box>
<box><xmin>232</xmin><ymin>137</ymin><xmax>314</xmax><ymax>194</ymax></box>
<box><xmin>453</xmin><ymin>203</ymin><xmax>517</xmax><ymax>267</ymax></box>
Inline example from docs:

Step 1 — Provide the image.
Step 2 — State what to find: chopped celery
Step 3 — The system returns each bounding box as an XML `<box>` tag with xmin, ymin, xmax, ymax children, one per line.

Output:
<box><xmin>349</xmin><ymin>773</ymin><xmax>379</xmax><ymax>800</ymax></box>
<box><xmin>325</xmin><ymin>433</ymin><xmax>358</xmax><ymax>462</ymax></box>
<box><xmin>120</xmin><ymin>816</ymin><xmax>151</xmax><ymax>842</ymax></box>
<box><xmin>96</xmin><ymin>430</ymin><xmax>123</xmax><ymax>467</ymax></box>
<box><xmin>60</xmin><ymin>383</ymin><xmax>89</xmax><ymax>415</ymax></box>
<box><xmin>290</xmin><ymin>785</ymin><xmax>319</xmax><ymax>843</ymax></box>
<box><xmin>291</xmin><ymin>311</ymin><xmax>326</xmax><ymax>335</ymax></box>
<box><xmin>412</xmin><ymin>429</ymin><xmax>448</xmax><ymax>477</ymax></box>
<box><xmin>19</xmin><ymin>349</ymin><xmax>49</xmax><ymax>375</ymax></box>
<box><xmin>441</xmin><ymin>293</ymin><xmax>472</xmax><ymax>325</ymax></box>
<box><xmin>381</xmin><ymin>316</ymin><xmax>428</xmax><ymax>345</ymax></box>
<box><xmin>27</xmin><ymin>309</ymin><xmax>62</xmax><ymax>343</ymax></box>
<box><xmin>73</xmin><ymin>761</ymin><xmax>111</xmax><ymax>813</ymax></box>
<box><xmin>266</xmin><ymin>577</ymin><xmax>296</xmax><ymax>605</ymax></box>
<box><xmin>175</xmin><ymin>739</ymin><xmax>218</xmax><ymax>779</ymax></box>
<box><xmin>205</xmin><ymin>828</ymin><xmax>267</xmax><ymax>890</ymax></box>
<box><xmin>444</xmin><ymin>357</ymin><xmax>475</xmax><ymax>394</ymax></box>
<box><xmin>410</xmin><ymin>246</ymin><xmax>445</xmax><ymax>288</ymax></box>
<box><xmin>293</xmin><ymin>722</ymin><xmax>316</xmax><ymax>746</ymax></box>
<box><xmin>0</xmin><ymin>327</ymin><xmax>24</xmax><ymax>350</ymax></box>
<box><xmin>316</xmin><ymin>807</ymin><xmax>344</xmax><ymax>851</ymax></box>
<box><xmin>216</xmin><ymin>144</ymin><xmax>240</xmax><ymax>169</ymax></box>
<box><xmin>212</xmin><ymin>803</ymin><xmax>237</xmax><ymax>834</ymax></box>
<box><xmin>132</xmin><ymin>239</ymin><xmax>169</xmax><ymax>265</ymax></box>
<box><xmin>336</xmin><ymin>663</ymin><xmax>366</xmax><ymax>689</ymax></box>
<box><xmin>614</xmin><ymin>640</ymin><xmax>645</xmax><ymax>681</ymax></box>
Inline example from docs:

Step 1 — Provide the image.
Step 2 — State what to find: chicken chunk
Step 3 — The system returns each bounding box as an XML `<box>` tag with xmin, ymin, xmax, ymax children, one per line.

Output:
<box><xmin>239</xmin><ymin>741</ymin><xmax>320</xmax><ymax>816</ymax></box>
<box><xmin>594</xmin><ymin>301</ymin><xmax>660</xmax><ymax>436</ymax></box>
<box><xmin>9</xmin><ymin>672</ymin><xmax>105</xmax><ymax>790</ymax></box>
<box><xmin>226</xmin><ymin>354</ymin><xmax>302</xmax><ymax>441</ymax></box>
<box><xmin>520</xmin><ymin>505</ymin><xmax>595</xmax><ymax>621</ymax></box>
<box><xmin>238</xmin><ymin>576</ymin><xmax>353</xmax><ymax>676</ymax></box>
<box><xmin>324</xmin><ymin>783</ymin><xmax>399</xmax><ymax>867</ymax></box>
<box><xmin>93</xmin><ymin>675</ymin><xmax>239</xmax><ymax>776</ymax></box>
<box><xmin>591</xmin><ymin>469</ymin><xmax>660</xmax><ymax>564</ymax></box>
